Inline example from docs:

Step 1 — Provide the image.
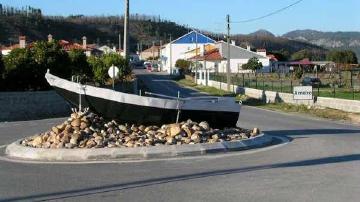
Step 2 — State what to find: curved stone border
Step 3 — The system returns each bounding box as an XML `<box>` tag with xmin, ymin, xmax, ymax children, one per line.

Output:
<box><xmin>5</xmin><ymin>133</ymin><xmax>272</xmax><ymax>161</ymax></box>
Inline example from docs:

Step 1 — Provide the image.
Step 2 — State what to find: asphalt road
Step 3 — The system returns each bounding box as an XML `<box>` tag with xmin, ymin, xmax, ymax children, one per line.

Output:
<box><xmin>0</xmin><ymin>70</ymin><xmax>360</xmax><ymax>202</ymax></box>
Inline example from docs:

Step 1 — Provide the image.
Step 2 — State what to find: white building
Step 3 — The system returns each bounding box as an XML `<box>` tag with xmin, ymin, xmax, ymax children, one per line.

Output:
<box><xmin>189</xmin><ymin>41</ymin><xmax>270</xmax><ymax>74</ymax></box>
<box><xmin>160</xmin><ymin>30</ymin><xmax>215</xmax><ymax>74</ymax></box>
<box><xmin>98</xmin><ymin>45</ymin><xmax>117</xmax><ymax>54</ymax></box>
<box><xmin>215</xmin><ymin>41</ymin><xmax>270</xmax><ymax>73</ymax></box>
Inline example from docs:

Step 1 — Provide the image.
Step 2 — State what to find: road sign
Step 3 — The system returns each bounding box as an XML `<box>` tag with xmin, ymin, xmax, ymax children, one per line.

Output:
<box><xmin>108</xmin><ymin>65</ymin><xmax>119</xmax><ymax>79</ymax></box>
<box><xmin>293</xmin><ymin>86</ymin><xmax>313</xmax><ymax>100</ymax></box>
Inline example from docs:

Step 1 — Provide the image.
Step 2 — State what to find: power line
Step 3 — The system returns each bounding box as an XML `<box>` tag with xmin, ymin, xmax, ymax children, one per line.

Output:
<box><xmin>231</xmin><ymin>0</ymin><xmax>305</xmax><ymax>23</ymax></box>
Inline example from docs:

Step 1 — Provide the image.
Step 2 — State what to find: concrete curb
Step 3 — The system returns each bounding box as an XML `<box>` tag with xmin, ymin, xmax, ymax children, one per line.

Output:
<box><xmin>5</xmin><ymin>133</ymin><xmax>272</xmax><ymax>161</ymax></box>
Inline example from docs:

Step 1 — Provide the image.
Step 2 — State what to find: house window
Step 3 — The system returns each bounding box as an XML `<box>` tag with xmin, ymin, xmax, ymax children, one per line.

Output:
<box><xmin>237</xmin><ymin>63</ymin><xmax>243</xmax><ymax>72</ymax></box>
<box><xmin>214</xmin><ymin>63</ymin><xmax>219</xmax><ymax>72</ymax></box>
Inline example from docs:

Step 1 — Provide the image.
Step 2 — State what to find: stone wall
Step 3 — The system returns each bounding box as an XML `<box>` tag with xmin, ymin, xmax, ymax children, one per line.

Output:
<box><xmin>0</xmin><ymin>91</ymin><xmax>71</xmax><ymax>122</ymax></box>
<box><xmin>201</xmin><ymin>79</ymin><xmax>360</xmax><ymax>113</ymax></box>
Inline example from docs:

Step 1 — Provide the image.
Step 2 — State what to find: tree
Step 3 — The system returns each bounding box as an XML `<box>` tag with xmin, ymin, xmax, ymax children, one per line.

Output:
<box><xmin>101</xmin><ymin>53</ymin><xmax>129</xmax><ymax>79</ymax></box>
<box><xmin>3</xmin><ymin>48</ymin><xmax>37</xmax><ymax>90</ymax></box>
<box><xmin>291</xmin><ymin>49</ymin><xmax>312</xmax><ymax>61</ymax></box>
<box><xmin>326</xmin><ymin>50</ymin><xmax>358</xmax><ymax>64</ymax></box>
<box><xmin>88</xmin><ymin>53</ymin><xmax>130</xmax><ymax>84</ymax></box>
<box><xmin>0</xmin><ymin>53</ymin><xmax>4</xmax><ymax>78</ymax></box>
<box><xmin>294</xmin><ymin>67</ymin><xmax>303</xmax><ymax>79</ymax></box>
<box><xmin>269</xmin><ymin>50</ymin><xmax>289</xmax><ymax>61</ymax></box>
<box><xmin>88</xmin><ymin>56</ymin><xmax>105</xmax><ymax>83</ymax></box>
<box><xmin>68</xmin><ymin>49</ymin><xmax>92</xmax><ymax>77</ymax></box>
<box><xmin>175</xmin><ymin>59</ymin><xmax>192</xmax><ymax>74</ymax></box>
<box><xmin>31</xmin><ymin>40</ymin><xmax>71</xmax><ymax>79</ymax></box>
<box><xmin>242</xmin><ymin>57</ymin><xmax>263</xmax><ymax>71</ymax></box>
<box><xmin>291</xmin><ymin>49</ymin><xmax>326</xmax><ymax>61</ymax></box>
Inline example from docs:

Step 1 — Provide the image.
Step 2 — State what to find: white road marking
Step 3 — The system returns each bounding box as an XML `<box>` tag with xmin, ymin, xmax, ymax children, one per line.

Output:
<box><xmin>0</xmin><ymin>136</ymin><xmax>289</xmax><ymax>165</ymax></box>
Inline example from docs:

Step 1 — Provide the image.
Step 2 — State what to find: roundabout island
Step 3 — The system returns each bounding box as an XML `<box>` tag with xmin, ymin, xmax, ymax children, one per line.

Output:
<box><xmin>5</xmin><ymin>110</ymin><xmax>272</xmax><ymax>161</ymax></box>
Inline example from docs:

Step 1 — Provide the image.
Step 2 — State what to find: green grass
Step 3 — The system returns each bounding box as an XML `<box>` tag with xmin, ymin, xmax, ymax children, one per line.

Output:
<box><xmin>177</xmin><ymin>79</ymin><xmax>234</xmax><ymax>97</ymax></box>
<box><xmin>237</xmin><ymin>95</ymin><xmax>350</xmax><ymax>121</ymax></box>
<box><xmin>213</xmin><ymin>74</ymin><xmax>360</xmax><ymax>100</ymax></box>
<box><xmin>177</xmin><ymin>78</ymin><xmax>360</xmax><ymax>123</ymax></box>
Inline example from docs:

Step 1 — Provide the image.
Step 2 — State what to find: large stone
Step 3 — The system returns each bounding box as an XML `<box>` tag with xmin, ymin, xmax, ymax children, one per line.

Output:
<box><xmin>182</xmin><ymin>127</ymin><xmax>193</xmax><ymax>137</ymax></box>
<box><xmin>199</xmin><ymin>121</ymin><xmax>210</xmax><ymax>131</ymax></box>
<box><xmin>166</xmin><ymin>137</ymin><xmax>176</xmax><ymax>144</ymax></box>
<box><xmin>182</xmin><ymin>137</ymin><xmax>191</xmax><ymax>144</ymax></box>
<box><xmin>211</xmin><ymin>134</ymin><xmax>219</xmax><ymax>141</ymax></box>
<box><xmin>167</xmin><ymin>124</ymin><xmax>181</xmax><ymax>137</ymax></box>
<box><xmin>71</xmin><ymin>118</ymin><xmax>81</xmax><ymax>127</ymax></box>
<box><xmin>56</xmin><ymin>124</ymin><xmax>66</xmax><ymax>131</ymax></box>
<box><xmin>192</xmin><ymin>125</ymin><xmax>201</xmax><ymax>131</ymax></box>
<box><xmin>70</xmin><ymin>137</ymin><xmax>78</xmax><ymax>145</ymax></box>
<box><xmin>65</xmin><ymin>143</ymin><xmax>76</xmax><ymax>149</ymax></box>
<box><xmin>118</xmin><ymin>125</ymin><xmax>128</xmax><ymax>133</ymax></box>
<box><xmin>61</xmin><ymin>134</ymin><xmax>70</xmax><ymax>144</ymax></box>
<box><xmin>125</xmin><ymin>141</ymin><xmax>134</xmax><ymax>148</ymax></box>
<box><xmin>52</xmin><ymin>127</ymin><xmax>60</xmax><ymax>134</ymax></box>
<box><xmin>190</xmin><ymin>133</ymin><xmax>200</xmax><ymax>143</ymax></box>
<box><xmin>80</xmin><ymin>122</ymin><xmax>88</xmax><ymax>130</ymax></box>
<box><xmin>86</xmin><ymin>140</ymin><xmax>96</xmax><ymax>148</ymax></box>
<box><xmin>31</xmin><ymin>136</ymin><xmax>43</xmax><ymax>147</ymax></box>
<box><xmin>42</xmin><ymin>134</ymin><xmax>49</xmax><ymax>142</ymax></box>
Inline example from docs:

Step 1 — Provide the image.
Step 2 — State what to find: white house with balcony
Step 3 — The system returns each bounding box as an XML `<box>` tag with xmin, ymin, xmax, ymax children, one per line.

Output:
<box><xmin>214</xmin><ymin>41</ymin><xmax>270</xmax><ymax>73</ymax></box>
<box><xmin>160</xmin><ymin>30</ymin><xmax>215</xmax><ymax>74</ymax></box>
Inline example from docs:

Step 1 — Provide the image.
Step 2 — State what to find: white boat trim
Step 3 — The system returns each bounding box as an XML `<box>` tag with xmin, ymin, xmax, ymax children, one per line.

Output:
<box><xmin>45</xmin><ymin>70</ymin><xmax>240</xmax><ymax>113</ymax></box>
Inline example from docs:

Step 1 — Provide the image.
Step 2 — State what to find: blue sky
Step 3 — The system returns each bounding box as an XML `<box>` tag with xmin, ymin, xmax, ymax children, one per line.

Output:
<box><xmin>1</xmin><ymin>0</ymin><xmax>359</xmax><ymax>35</ymax></box>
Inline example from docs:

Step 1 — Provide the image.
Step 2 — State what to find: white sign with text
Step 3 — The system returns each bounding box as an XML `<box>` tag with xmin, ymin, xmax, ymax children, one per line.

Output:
<box><xmin>293</xmin><ymin>86</ymin><xmax>313</xmax><ymax>100</ymax></box>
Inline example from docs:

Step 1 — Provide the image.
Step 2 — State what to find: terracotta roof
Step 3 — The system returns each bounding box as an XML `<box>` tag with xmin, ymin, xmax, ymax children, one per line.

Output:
<box><xmin>1</xmin><ymin>44</ymin><xmax>20</xmax><ymax>50</ymax></box>
<box><xmin>267</xmin><ymin>54</ymin><xmax>278</xmax><ymax>61</ymax></box>
<box><xmin>290</xmin><ymin>58</ymin><xmax>313</xmax><ymax>65</ymax></box>
<box><xmin>142</xmin><ymin>45</ymin><xmax>160</xmax><ymax>53</ymax></box>
<box><xmin>58</xmin><ymin>40</ymin><xmax>94</xmax><ymax>51</ymax></box>
<box><xmin>189</xmin><ymin>48</ymin><xmax>224</xmax><ymax>61</ymax></box>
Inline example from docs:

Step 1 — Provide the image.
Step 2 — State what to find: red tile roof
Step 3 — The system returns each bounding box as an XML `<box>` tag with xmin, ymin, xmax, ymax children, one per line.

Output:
<box><xmin>142</xmin><ymin>45</ymin><xmax>160</xmax><ymax>53</ymax></box>
<box><xmin>189</xmin><ymin>48</ymin><xmax>224</xmax><ymax>61</ymax></box>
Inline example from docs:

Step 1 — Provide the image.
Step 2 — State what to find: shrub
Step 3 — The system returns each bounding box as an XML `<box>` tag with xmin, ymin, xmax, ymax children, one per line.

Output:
<box><xmin>88</xmin><ymin>53</ymin><xmax>130</xmax><ymax>84</ymax></box>
<box><xmin>175</xmin><ymin>59</ymin><xmax>192</xmax><ymax>74</ymax></box>
<box><xmin>242</xmin><ymin>57</ymin><xmax>263</xmax><ymax>71</ymax></box>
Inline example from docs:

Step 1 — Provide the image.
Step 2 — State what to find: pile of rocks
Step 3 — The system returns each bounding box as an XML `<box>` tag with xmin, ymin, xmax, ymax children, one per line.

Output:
<box><xmin>21</xmin><ymin>111</ymin><xmax>260</xmax><ymax>149</ymax></box>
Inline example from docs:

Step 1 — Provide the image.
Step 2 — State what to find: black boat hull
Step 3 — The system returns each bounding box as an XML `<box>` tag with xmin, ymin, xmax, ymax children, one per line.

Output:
<box><xmin>54</xmin><ymin>87</ymin><xmax>239</xmax><ymax>128</ymax></box>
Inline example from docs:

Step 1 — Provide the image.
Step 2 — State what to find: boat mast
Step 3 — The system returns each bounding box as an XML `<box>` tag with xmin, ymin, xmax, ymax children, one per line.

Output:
<box><xmin>123</xmin><ymin>0</ymin><xmax>130</xmax><ymax>60</ymax></box>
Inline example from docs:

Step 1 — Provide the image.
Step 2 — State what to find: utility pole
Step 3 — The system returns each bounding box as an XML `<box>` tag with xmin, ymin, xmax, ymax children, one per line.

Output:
<box><xmin>123</xmin><ymin>0</ymin><xmax>130</xmax><ymax>60</ymax></box>
<box><xmin>169</xmin><ymin>34</ymin><xmax>172</xmax><ymax>74</ymax></box>
<box><xmin>160</xmin><ymin>40</ymin><xmax>163</xmax><ymax>71</ymax></box>
<box><xmin>119</xmin><ymin>33</ymin><xmax>122</xmax><ymax>51</ymax></box>
<box><xmin>152</xmin><ymin>41</ymin><xmax>155</xmax><ymax>65</ymax></box>
<box><xmin>226</xmin><ymin>14</ymin><xmax>231</xmax><ymax>91</ymax></box>
<box><xmin>195</xmin><ymin>31</ymin><xmax>198</xmax><ymax>84</ymax></box>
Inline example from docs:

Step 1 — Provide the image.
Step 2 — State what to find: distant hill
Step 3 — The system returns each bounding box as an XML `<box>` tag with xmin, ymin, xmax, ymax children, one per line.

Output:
<box><xmin>0</xmin><ymin>4</ymin><xmax>189</xmax><ymax>52</ymax></box>
<box><xmin>228</xmin><ymin>30</ymin><xmax>327</xmax><ymax>60</ymax></box>
<box><xmin>0</xmin><ymin>4</ymin><xmax>329</xmax><ymax>60</ymax></box>
<box><xmin>248</xmin><ymin>29</ymin><xmax>275</xmax><ymax>38</ymax></box>
<box><xmin>283</xmin><ymin>29</ymin><xmax>360</xmax><ymax>61</ymax></box>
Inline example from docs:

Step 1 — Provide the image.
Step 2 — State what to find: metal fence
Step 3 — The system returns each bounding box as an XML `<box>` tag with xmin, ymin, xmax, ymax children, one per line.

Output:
<box><xmin>209</xmin><ymin>71</ymin><xmax>360</xmax><ymax>100</ymax></box>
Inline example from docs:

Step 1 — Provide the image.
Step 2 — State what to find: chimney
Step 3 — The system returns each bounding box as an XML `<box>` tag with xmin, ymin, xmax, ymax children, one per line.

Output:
<box><xmin>246</xmin><ymin>45</ymin><xmax>251</xmax><ymax>51</ymax></box>
<box><xmin>200</xmin><ymin>44</ymin><xmax>205</xmax><ymax>56</ymax></box>
<box><xmin>82</xmin><ymin>36</ymin><xmax>87</xmax><ymax>49</ymax></box>
<box><xmin>48</xmin><ymin>34</ymin><xmax>53</xmax><ymax>42</ymax></box>
<box><xmin>19</xmin><ymin>36</ymin><xmax>26</xmax><ymax>48</ymax></box>
<box><xmin>257</xmin><ymin>49</ymin><xmax>267</xmax><ymax>57</ymax></box>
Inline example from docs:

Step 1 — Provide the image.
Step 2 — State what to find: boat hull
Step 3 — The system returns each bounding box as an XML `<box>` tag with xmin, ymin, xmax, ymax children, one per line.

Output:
<box><xmin>53</xmin><ymin>86</ymin><xmax>239</xmax><ymax>128</ymax></box>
